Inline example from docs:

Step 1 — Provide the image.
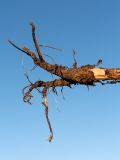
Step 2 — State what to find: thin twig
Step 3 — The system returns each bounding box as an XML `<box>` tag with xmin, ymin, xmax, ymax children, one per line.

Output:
<box><xmin>61</xmin><ymin>86</ymin><xmax>65</xmax><ymax>100</ymax></box>
<box><xmin>40</xmin><ymin>44</ymin><xmax>62</xmax><ymax>51</ymax></box>
<box><xmin>30</xmin><ymin>65</ymin><xmax>37</xmax><ymax>72</ymax></box>
<box><xmin>24</xmin><ymin>73</ymin><xmax>32</xmax><ymax>84</ymax></box>
<box><xmin>8</xmin><ymin>40</ymin><xmax>28</xmax><ymax>54</ymax></box>
<box><xmin>43</xmin><ymin>53</ymin><xmax>56</xmax><ymax>64</ymax></box>
<box><xmin>72</xmin><ymin>49</ymin><xmax>77</xmax><ymax>68</ymax></box>
<box><xmin>8</xmin><ymin>40</ymin><xmax>37</xmax><ymax>59</ymax></box>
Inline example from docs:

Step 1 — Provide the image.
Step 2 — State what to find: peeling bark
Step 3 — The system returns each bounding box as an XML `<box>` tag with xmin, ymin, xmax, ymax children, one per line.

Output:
<box><xmin>9</xmin><ymin>23</ymin><xmax>120</xmax><ymax>142</ymax></box>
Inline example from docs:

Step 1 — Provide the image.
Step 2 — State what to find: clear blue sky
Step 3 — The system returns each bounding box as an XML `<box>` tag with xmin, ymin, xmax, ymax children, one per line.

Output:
<box><xmin>0</xmin><ymin>0</ymin><xmax>120</xmax><ymax>159</ymax></box>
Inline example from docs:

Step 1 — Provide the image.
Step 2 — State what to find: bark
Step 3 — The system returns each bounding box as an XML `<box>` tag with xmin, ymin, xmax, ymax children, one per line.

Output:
<box><xmin>9</xmin><ymin>23</ymin><xmax>120</xmax><ymax>142</ymax></box>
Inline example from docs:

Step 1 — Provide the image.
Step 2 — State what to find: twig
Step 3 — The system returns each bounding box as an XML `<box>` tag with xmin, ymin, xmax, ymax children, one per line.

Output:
<box><xmin>30</xmin><ymin>23</ymin><xmax>44</xmax><ymax>62</ymax></box>
<box><xmin>8</xmin><ymin>40</ymin><xmax>28</xmax><ymax>54</ymax></box>
<box><xmin>30</xmin><ymin>65</ymin><xmax>37</xmax><ymax>72</ymax></box>
<box><xmin>43</xmin><ymin>53</ymin><xmax>56</xmax><ymax>64</ymax></box>
<box><xmin>72</xmin><ymin>49</ymin><xmax>77</xmax><ymax>68</ymax></box>
<box><xmin>24</xmin><ymin>73</ymin><xmax>32</xmax><ymax>84</ymax></box>
<box><xmin>42</xmin><ymin>88</ymin><xmax>53</xmax><ymax>142</ymax></box>
<box><xmin>61</xmin><ymin>86</ymin><xmax>65</xmax><ymax>100</ymax></box>
<box><xmin>40</xmin><ymin>44</ymin><xmax>62</xmax><ymax>51</ymax></box>
<box><xmin>8</xmin><ymin>40</ymin><xmax>37</xmax><ymax>59</ymax></box>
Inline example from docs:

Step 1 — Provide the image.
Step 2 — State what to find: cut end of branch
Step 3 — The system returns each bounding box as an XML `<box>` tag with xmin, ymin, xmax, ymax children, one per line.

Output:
<box><xmin>90</xmin><ymin>68</ymin><xmax>107</xmax><ymax>80</ymax></box>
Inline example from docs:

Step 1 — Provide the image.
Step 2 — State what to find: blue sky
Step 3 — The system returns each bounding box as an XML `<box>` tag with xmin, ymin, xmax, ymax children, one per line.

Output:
<box><xmin>0</xmin><ymin>0</ymin><xmax>120</xmax><ymax>159</ymax></box>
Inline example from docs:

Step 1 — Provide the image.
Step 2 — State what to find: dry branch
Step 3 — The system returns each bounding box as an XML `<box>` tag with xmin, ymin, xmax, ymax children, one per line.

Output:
<box><xmin>9</xmin><ymin>23</ymin><xmax>120</xmax><ymax>142</ymax></box>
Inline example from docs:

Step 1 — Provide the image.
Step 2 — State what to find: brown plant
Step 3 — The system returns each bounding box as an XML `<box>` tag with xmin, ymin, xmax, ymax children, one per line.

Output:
<box><xmin>9</xmin><ymin>23</ymin><xmax>120</xmax><ymax>142</ymax></box>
